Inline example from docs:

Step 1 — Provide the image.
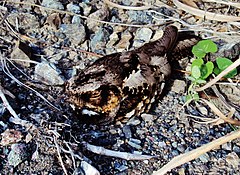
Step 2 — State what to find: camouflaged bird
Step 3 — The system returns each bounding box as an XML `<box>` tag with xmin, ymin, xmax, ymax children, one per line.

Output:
<box><xmin>65</xmin><ymin>26</ymin><xmax>199</xmax><ymax>124</ymax></box>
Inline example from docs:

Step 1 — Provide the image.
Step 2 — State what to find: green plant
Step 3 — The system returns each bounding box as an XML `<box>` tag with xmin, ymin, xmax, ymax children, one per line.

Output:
<box><xmin>214</xmin><ymin>57</ymin><xmax>237</xmax><ymax>78</ymax></box>
<box><xmin>186</xmin><ymin>39</ymin><xmax>238</xmax><ymax>103</ymax></box>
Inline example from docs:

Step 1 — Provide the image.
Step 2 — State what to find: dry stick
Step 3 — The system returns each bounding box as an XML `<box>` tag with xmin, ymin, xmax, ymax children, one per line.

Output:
<box><xmin>173</xmin><ymin>0</ymin><xmax>240</xmax><ymax>22</ymax></box>
<box><xmin>84</xmin><ymin>142</ymin><xmax>157</xmax><ymax>160</ymax></box>
<box><xmin>0</xmin><ymin>84</ymin><xmax>33</xmax><ymax>128</ymax></box>
<box><xmin>201</xmin><ymin>99</ymin><xmax>240</xmax><ymax>125</ymax></box>
<box><xmin>196</xmin><ymin>58</ymin><xmax>240</xmax><ymax>92</ymax></box>
<box><xmin>0</xmin><ymin>84</ymin><xmax>18</xmax><ymax>119</ymax></box>
<box><xmin>152</xmin><ymin>129</ymin><xmax>240</xmax><ymax>175</ymax></box>
<box><xmin>53</xmin><ymin>136</ymin><xmax>69</xmax><ymax>175</ymax></box>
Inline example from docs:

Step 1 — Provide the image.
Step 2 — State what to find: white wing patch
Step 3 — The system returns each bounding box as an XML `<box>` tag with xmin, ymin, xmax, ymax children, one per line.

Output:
<box><xmin>123</xmin><ymin>70</ymin><xmax>147</xmax><ymax>88</ymax></box>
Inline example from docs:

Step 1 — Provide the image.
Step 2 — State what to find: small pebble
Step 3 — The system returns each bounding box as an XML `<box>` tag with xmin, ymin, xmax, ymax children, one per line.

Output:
<box><xmin>7</xmin><ymin>143</ymin><xmax>29</xmax><ymax>167</ymax></box>
<box><xmin>34</xmin><ymin>61</ymin><xmax>65</xmax><ymax>85</ymax></box>
<box><xmin>198</xmin><ymin>153</ymin><xmax>210</xmax><ymax>163</ymax></box>
<box><xmin>226</xmin><ymin>152</ymin><xmax>240</xmax><ymax>168</ymax></box>
<box><xmin>126</xmin><ymin>117</ymin><xmax>141</xmax><ymax>126</ymax></box>
<box><xmin>41</xmin><ymin>0</ymin><xmax>64</xmax><ymax>10</ymax></box>
<box><xmin>122</xmin><ymin>125</ymin><xmax>132</xmax><ymax>139</ymax></box>
<box><xmin>128</xmin><ymin>140</ymin><xmax>142</xmax><ymax>150</ymax></box>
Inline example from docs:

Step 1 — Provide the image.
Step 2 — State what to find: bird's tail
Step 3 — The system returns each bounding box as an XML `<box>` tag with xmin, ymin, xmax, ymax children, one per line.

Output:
<box><xmin>137</xmin><ymin>25</ymin><xmax>178</xmax><ymax>56</ymax></box>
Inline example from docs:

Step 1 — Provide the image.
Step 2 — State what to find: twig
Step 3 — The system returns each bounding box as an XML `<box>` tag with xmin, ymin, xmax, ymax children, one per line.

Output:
<box><xmin>0</xmin><ymin>84</ymin><xmax>18</xmax><ymax>119</ymax></box>
<box><xmin>187</xmin><ymin>114</ymin><xmax>220</xmax><ymax>124</ymax></box>
<box><xmin>0</xmin><ymin>55</ymin><xmax>60</xmax><ymax>111</ymax></box>
<box><xmin>64</xmin><ymin>142</ymin><xmax>77</xmax><ymax>169</ymax></box>
<box><xmin>0</xmin><ymin>83</ymin><xmax>33</xmax><ymax>128</ymax></box>
<box><xmin>153</xmin><ymin>129</ymin><xmax>240</xmax><ymax>175</ymax></box>
<box><xmin>83</xmin><ymin>142</ymin><xmax>157</xmax><ymax>160</ymax></box>
<box><xmin>196</xmin><ymin>58</ymin><xmax>240</xmax><ymax>92</ymax></box>
<box><xmin>53</xmin><ymin>135</ymin><xmax>69</xmax><ymax>175</ymax></box>
<box><xmin>201</xmin><ymin>99</ymin><xmax>240</xmax><ymax>125</ymax></box>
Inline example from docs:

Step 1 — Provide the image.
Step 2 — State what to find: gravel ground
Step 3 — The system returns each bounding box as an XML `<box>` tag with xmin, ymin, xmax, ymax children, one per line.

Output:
<box><xmin>0</xmin><ymin>0</ymin><xmax>240</xmax><ymax>174</ymax></box>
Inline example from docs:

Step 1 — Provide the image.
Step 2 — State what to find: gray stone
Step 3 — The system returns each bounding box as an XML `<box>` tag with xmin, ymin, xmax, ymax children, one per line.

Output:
<box><xmin>90</xmin><ymin>27</ymin><xmax>111</xmax><ymax>54</ymax></box>
<box><xmin>67</xmin><ymin>3</ymin><xmax>81</xmax><ymax>14</ymax></box>
<box><xmin>7</xmin><ymin>143</ymin><xmax>29</xmax><ymax>167</ymax></box>
<box><xmin>222</xmin><ymin>142</ymin><xmax>232</xmax><ymax>151</ymax></box>
<box><xmin>116</xmin><ymin>31</ymin><xmax>132</xmax><ymax>52</ymax></box>
<box><xmin>34</xmin><ymin>61</ymin><xmax>65</xmax><ymax>85</ymax></box>
<box><xmin>122</xmin><ymin>125</ymin><xmax>132</xmax><ymax>139</ymax></box>
<box><xmin>129</xmin><ymin>138</ymin><xmax>141</xmax><ymax>145</ymax></box>
<box><xmin>126</xmin><ymin>117</ymin><xmax>141</xmax><ymax>126</ymax></box>
<box><xmin>127</xmin><ymin>11</ymin><xmax>152</xmax><ymax>24</ymax></box>
<box><xmin>141</xmin><ymin>113</ymin><xmax>156</xmax><ymax>123</ymax></box>
<box><xmin>158</xmin><ymin>141</ymin><xmax>166</xmax><ymax>148</ymax></box>
<box><xmin>72</xmin><ymin>16</ymin><xmax>82</xmax><ymax>24</ymax></box>
<box><xmin>233</xmin><ymin>145</ymin><xmax>240</xmax><ymax>154</ymax></box>
<box><xmin>7</xmin><ymin>13</ymin><xmax>39</xmax><ymax>31</ymax></box>
<box><xmin>11</xmin><ymin>47</ymin><xmax>31</xmax><ymax>67</ymax></box>
<box><xmin>128</xmin><ymin>140</ymin><xmax>142</xmax><ymax>150</ymax></box>
<box><xmin>177</xmin><ymin>145</ymin><xmax>186</xmax><ymax>153</ymax></box>
<box><xmin>172</xmin><ymin>142</ymin><xmax>178</xmax><ymax>148</ymax></box>
<box><xmin>87</xmin><ymin>6</ymin><xmax>109</xmax><ymax>31</ymax></box>
<box><xmin>226</xmin><ymin>152</ymin><xmax>240</xmax><ymax>168</ymax></box>
<box><xmin>60</xmin><ymin>23</ymin><xmax>86</xmax><ymax>45</ymax></box>
<box><xmin>171</xmin><ymin>80</ymin><xmax>186</xmax><ymax>93</ymax></box>
<box><xmin>79</xmin><ymin>3</ymin><xmax>92</xmax><ymax>16</ymax></box>
<box><xmin>198</xmin><ymin>153</ymin><xmax>210</xmax><ymax>163</ymax></box>
<box><xmin>134</xmin><ymin>28</ymin><xmax>153</xmax><ymax>43</ymax></box>
<box><xmin>41</xmin><ymin>0</ymin><xmax>64</xmax><ymax>10</ymax></box>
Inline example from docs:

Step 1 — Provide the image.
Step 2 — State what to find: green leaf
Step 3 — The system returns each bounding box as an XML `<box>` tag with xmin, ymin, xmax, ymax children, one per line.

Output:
<box><xmin>186</xmin><ymin>95</ymin><xmax>193</xmax><ymax>102</ymax></box>
<box><xmin>213</xmin><ymin>67</ymin><xmax>221</xmax><ymax>75</ymax></box>
<box><xmin>187</xmin><ymin>76</ymin><xmax>196</xmax><ymax>82</ymax></box>
<box><xmin>191</xmin><ymin>66</ymin><xmax>201</xmax><ymax>79</ymax></box>
<box><xmin>191</xmin><ymin>58</ymin><xmax>204</xmax><ymax>68</ymax></box>
<box><xmin>196</xmin><ymin>79</ymin><xmax>206</xmax><ymax>84</ymax></box>
<box><xmin>215</xmin><ymin>57</ymin><xmax>237</xmax><ymax>78</ymax></box>
<box><xmin>193</xmin><ymin>93</ymin><xmax>200</xmax><ymax>101</ymax></box>
<box><xmin>201</xmin><ymin>61</ymin><xmax>214</xmax><ymax>79</ymax></box>
<box><xmin>192</xmin><ymin>40</ymin><xmax>218</xmax><ymax>59</ymax></box>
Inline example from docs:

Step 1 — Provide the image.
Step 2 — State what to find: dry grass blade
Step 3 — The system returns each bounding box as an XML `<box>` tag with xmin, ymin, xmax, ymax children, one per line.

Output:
<box><xmin>196</xmin><ymin>58</ymin><xmax>240</xmax><ymax>91</ymax></box>
<box><xmin>0</xmin><ymin>83</ymin><xmax>33</xmax><ymax>128</ymax></box>
<box><xmin>53</xmin><ymin>136</ymin><xmax>69</xmax><ymax>175</ymax></box>
<box><xmin>152</xmin><ymin>129</ymin><xmax>240</xmax><ymax>175</ymax></box>
<box><xmin>201</xmin><ymin>99</ymin><xmax>240</xmax><ymax>125</ymax></box>
<box><xmin>187</xmin><ymin>114</ymin><xmax>220</xmax><ymax>124</ymax></box>
<box><xmin>84</xmin><ymin>142</ymin><xmax>157</xmax><ymax>160</ymax></box>
<box><xmin>0</xmin><ymin>55</ymin><xmax>60</xmax><ymax>111</ymax></box>
<box><xmin>0</xmin><ymin>84</ymin><xmax>19</xmax><ymax>119</ymax></box>
<box><xmin>173</xmin><ymin>0</ymin><xmax>240</xmax><ymax>22</ymax></box>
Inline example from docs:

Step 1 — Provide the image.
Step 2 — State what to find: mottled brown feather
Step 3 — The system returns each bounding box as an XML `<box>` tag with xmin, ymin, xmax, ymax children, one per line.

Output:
<box><xmin>65</xmin><ymin>26</ymin><xmax>196</xmax><ymax>124</ymax></box>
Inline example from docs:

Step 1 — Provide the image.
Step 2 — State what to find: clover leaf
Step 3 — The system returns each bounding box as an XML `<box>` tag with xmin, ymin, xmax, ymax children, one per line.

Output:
<box><xmin>201</xmin><ymin>61</ymin><xmax>214</xmax><ymax>79</ymax></box>
<box><xmin>191</xmin><ymin>66</ymin><xmax>201</xmax><ymax>79</ymax></box>
<box><xmin>191</xmin><ymin>58</ymin><xmax>204</xmax><ymax>68</ymax></box>
<box><xmin>214</xmin><ymin>57</ymin><xmax>237</xmax><ymax>78</ymax></box>
<box><xmin>192</xmin><ymin>40</ymin><xmax>218</xmax><ymax>59</ymax></box>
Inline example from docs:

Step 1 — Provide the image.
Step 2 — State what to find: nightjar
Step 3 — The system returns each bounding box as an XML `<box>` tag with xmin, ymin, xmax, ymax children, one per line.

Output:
<box><xmin>65</xmin><ymin>26</ymin><xmax>198</xmax><ymax>124</ymax></box>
